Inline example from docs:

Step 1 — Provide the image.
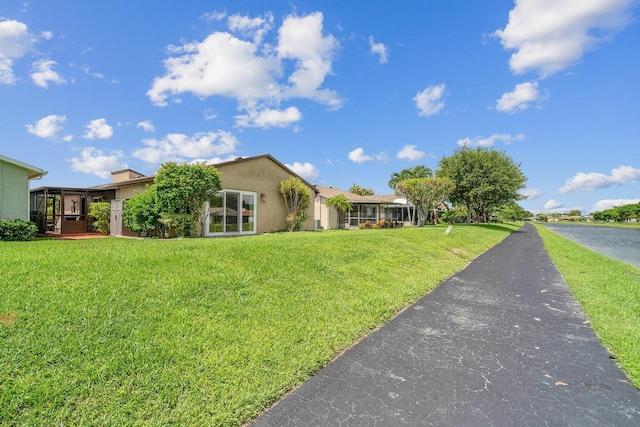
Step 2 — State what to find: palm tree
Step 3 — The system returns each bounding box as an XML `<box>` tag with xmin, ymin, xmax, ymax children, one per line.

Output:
<box><xmin>388</xmin><ymin>165</ymin><xmax>433</xmax><ymax>224</ymax></box>
<box><xmin>326</xmin><ymin>194</ymin><xmax>353</xmax><ymax>229</ymax></box>
<box><xmin>388</xmin><ymin>165</ymin><xmax>433</xmax><ymax>193</ymax></box>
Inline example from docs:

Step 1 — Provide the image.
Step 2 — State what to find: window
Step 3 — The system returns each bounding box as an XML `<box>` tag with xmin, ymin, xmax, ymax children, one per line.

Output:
<box><xmin>206</xmin><ymin>190</ymin><xmax>257</xmax><ymax>236</ymax></box>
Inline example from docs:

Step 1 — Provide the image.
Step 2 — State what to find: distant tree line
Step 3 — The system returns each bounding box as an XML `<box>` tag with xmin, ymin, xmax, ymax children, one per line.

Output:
<box><xmin>592</xmin><ymin>202</ymin><xmax>640</xmax><ymax>222</ymax></box>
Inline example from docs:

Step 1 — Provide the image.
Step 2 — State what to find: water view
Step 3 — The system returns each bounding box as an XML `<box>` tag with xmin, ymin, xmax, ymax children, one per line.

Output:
<box><xmin>541</xmin><ymin>223</ymin><xmax>640</xmax><ymax>269</ymax></box>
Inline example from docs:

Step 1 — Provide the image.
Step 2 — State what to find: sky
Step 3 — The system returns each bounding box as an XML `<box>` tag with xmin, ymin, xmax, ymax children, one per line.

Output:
<box><xmin>1</xmin><ymin>0</ymin><xmax>639</xmax><ymax>215</ymax></box>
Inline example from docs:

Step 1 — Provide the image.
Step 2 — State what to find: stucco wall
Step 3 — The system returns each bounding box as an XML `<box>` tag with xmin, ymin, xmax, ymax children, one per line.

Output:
<box><xmin>110</xmin><ymin>156</ymin><xmax>315</xmax><ymax>235</ymax></box>
<box><xmin>0</xmin><ymin>160</ymin><xmax>29</xmax><ymax>221</ymax></box>
<box><xmin>217</xmin><ymin>157</ymin><xmax>315</xmax><ymax>233</ymax></box>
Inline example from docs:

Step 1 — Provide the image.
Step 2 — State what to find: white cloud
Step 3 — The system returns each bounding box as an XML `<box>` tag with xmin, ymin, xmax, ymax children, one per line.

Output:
<box><xmin>369</xmin><ymin>36</ymin><xmax>388</xmax><ymax>64</ymax></box>
<box><xmin>133</xmin><ymin>131</ymin><xmax>239</xmax><ymax>164</ymax></box>
<box><xmin>83</xmin><ymin>118</ymin><xmax>113</xmax><ymax>139</ymax></box>
<box><xmin>30</xmin><ymin>59</ymin><xmax>65</xmax><ymax>88</ymax></box>
<box><xmin>457</xmin><ymin>133</ymin><xmax>525</xmax><ymax>147</ymax></box>
<box><xmin>521</xmin><ymin>188</ymin><xmax>542</xmax><ymax>200</ymax></box>
<box><xmin>227</xmin><ymin>12</ymin><xmax>274</xmax><ymax>44</ymax></box>
<box><xmin>496</xmin><ymin>81</ymin><xmax>546</xmax><ymax>113</ymax></box>
<box><xmin>544</xmin><ymin>199</ymin><xmax>564</xmax><ymax>210</ymax></box>
<box><xmin>235</xmin><ymin>106</ymin><xmax>302</xmax><ymax>128</ymax></box>
<box><xmin>348</xmin><ymin>147</ymin><xmax>386</xmax><ymax>164</ymax></box>
<box><xmin>593</xmin><ymin>198</ymin><xmax>640</xmax><ymax>212</ymax></box>
<box><xmin>137</xmin><ymin>120</ymin><xmax>155</xmax><ymax>133</ymax></box>
<box><xmin>285</xmin><ymin>161</ymin><xmax>319</xmax><ymax>182</ymax></box>
<box><xmin>68</xmin><ymin>147</ymin><xmax>126</xmax><ymax>179</ymax></box>
<box><xmin>148</xmin><ymin>11</ymin><xmax>342</xmax><ymax>127</ymax></box>
<box><xmin>414</xmin><ymin>84</ymin><xmax>446</xmax><ymax>117</ymax></box>
<box><xmin>559</xmin><ymin>165</ymin><xmax>640</xmax><ymax>194</ymax></box>
<box><xmin>396</xmin><ymin>145</ymin><xmax>425</xmax><ymax>161</ymax></box>
<box><xmin>494</xmin><ymin>0</ymin><xmax>633</xmax><ymax>77</ymax></box>
<box><xmin>26</xmin><ymin>114</ymin><xmax>67</xmax><ymax>139</ymax></box>
<box><xmin>0</xmin><ymin>19</ymin><xmax>36</xmax><ymax>84</ymax></box>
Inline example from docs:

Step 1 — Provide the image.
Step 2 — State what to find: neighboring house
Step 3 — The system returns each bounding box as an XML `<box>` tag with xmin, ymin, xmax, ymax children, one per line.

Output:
<box><xmin>32</xmin><ymin>154</ymin><xmax>317</xmax><ymax>237</ymax></box>
<box><xmin>315</xmin><ymin>185</ymin><xmax>413</xmax><ymax>229</ymax></box>
<box><xmin>0</xmin><ymin>155</ymin><xmax>46</xmax><ymax>221</ymax></box>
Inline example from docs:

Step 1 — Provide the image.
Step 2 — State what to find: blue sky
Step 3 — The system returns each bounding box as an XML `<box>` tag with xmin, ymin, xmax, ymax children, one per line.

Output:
<box><xmin>1</xmin><ymin>0</ymin><xmax>639</xmax><ymax>214</ymax></box>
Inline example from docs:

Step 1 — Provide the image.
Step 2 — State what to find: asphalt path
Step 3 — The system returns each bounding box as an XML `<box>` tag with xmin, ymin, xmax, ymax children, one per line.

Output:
<box><xmin>251</xmin><ymin>223</ymin><xmax>640</xmax><ymax>426</ymax></box>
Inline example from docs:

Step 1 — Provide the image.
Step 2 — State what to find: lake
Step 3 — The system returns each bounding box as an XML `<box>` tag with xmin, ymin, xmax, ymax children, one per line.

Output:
<box><xmin>541</xmin><ymin>223</ymin><xmax>640</xmax><ymax>269</ymax></box>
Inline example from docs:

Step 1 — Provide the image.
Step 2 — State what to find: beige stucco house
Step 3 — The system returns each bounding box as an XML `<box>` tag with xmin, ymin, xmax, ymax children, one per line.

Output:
<box><xmin>0</xmin><ymin>155</ymin><xmax>46</xmax><ymax>221</ymax></box>
<box><xmin>89</xmin><ymin>154</ymin><xmax>317</xmax><ymax>237</ymax></box>
<box><xmin>315</xmin><ymin>185</ymin><xmax>413</xmax><ymax>229</ymax></box>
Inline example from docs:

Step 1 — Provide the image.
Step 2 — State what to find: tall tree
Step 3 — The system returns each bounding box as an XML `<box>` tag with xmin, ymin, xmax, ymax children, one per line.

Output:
<box><xmin>396</xmin><ymin>177</ymin><xmax>454</xmax><ymax>226</ymax></box>
<box><xmin>326</xmin><ymin>194</ymin><xmax>353</xmax><ymax>229</ymax></box>
<box><xmin>437</xmin><ymin>147</ymin><xmax>526</xmax><ymax>224</ymax></box>
<box><xmin>388</xmin><ymin>165</ymin><xmax>433</xmax><ymax>224</ymax></box>
<box><xmin>388</xmin><ymin>165</ymin><xmax>433</xmax><ymax>192</ymax></box>
<box><xmin>155</xmin><ymin>162</ymin><xmax>221</xmax><ymax>237</ymax></box>
<box><xmin>349</xmin><ymin>183</ymin><xmax>374</xmax><ymax>196</ymax></box>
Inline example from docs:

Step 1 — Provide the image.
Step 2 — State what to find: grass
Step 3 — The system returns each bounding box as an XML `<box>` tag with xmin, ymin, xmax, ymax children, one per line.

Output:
<box><xmin>535</xmin><ymin>224</ymin><xmax>640</xmax><ymax>388</ymax></box>
<box><xmin>0</xmin><ymin>224</ymin><xmax>516</xmax><ymax>426</ymax></box>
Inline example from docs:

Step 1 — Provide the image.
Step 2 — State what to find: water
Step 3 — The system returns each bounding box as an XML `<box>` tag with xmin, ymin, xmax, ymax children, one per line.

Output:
<box><xmin>541</xmin><ymin>223</ymin><xmax>640</xmax><ymax>268</ymax></box>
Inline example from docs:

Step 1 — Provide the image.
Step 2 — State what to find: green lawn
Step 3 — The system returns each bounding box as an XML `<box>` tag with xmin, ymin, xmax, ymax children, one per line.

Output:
<box><xmin>1</xmin><ymin>224</ymin><xmax>516</xmax><ymax>426</ymax></box>
<box><xmin>535</xmin><ymin>224</ymin><xmax>640</xmax><ymax>388</ymax></box>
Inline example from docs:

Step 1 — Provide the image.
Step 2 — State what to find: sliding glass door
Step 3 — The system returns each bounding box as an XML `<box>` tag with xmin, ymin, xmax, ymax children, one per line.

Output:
<box><xmin>207</xmin><ymin>190</ymin><xmax>256</xmax><ymax>236</ymax></box>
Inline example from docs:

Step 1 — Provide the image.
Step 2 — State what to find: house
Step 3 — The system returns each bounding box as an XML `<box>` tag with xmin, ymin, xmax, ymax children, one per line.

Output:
<box><xmin>315</xmin><ymin>185</ymin><xmax>413</xmax><ymax>229</ymax></box>
<box><xmin>0</xmin><ymin>155</ymin><xmax>47</xmax><ymax>221</ymax></box>
<box><xmin>31</xmin><ymin>154</ymin><xmax>317</xmax><ymax>237</ymax></box>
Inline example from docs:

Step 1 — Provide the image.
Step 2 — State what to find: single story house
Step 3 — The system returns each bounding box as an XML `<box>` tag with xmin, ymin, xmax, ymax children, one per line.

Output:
<box><xmin>31</xmin><ymin>154</ymin><xmax>316</xmax><ymax>237</ymax></box>
<box><xmin>315</xmin><ymin>185</ymin><xmax>413</xmax><ymax>229</ymax></box>
<box><xmin>0</xmin><ymin>155</ymin><xmax>47</xmax><ymax>221</ymax></box>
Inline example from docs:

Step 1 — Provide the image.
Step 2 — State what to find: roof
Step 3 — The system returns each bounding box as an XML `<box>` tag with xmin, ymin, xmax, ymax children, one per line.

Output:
<box><xmin>0</xmin><ymin>154</ymin><xmax>47</xmax><ymax>180</ymax></box>
<box><xmin>316</xmin><ymin>185</ymin><xmax>404</xmax><ymax>204</ymax></box>
<box><xmin>89</xmin><ymin>154</ymin><xmax>317</xmax><ymax>192</ymax></box>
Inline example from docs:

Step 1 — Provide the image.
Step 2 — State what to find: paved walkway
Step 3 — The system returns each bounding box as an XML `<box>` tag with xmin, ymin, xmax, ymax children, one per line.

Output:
<box><xmin>251</xmin><ymin>223</ymin><xmax>640</xmax><ymax>426</ymax></box>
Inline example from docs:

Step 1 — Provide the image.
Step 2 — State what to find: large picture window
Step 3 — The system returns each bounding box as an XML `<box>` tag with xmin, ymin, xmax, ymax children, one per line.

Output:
<box><xmin>206</xmin><ymin>190</ymin><xmax>256</xmax><ymax>236</ymax></box>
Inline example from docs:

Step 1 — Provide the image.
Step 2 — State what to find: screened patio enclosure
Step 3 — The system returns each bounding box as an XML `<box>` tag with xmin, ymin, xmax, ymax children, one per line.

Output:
<box><xmin>30</xmin><ymin>187</ymin><xmax>114</xmax><ymax>235</ymax></box>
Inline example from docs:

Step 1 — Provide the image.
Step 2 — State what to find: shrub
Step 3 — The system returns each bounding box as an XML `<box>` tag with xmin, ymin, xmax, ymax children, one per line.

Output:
<box><xmin>358</xmin><ymin>220</ymin><xmax>372</xmax><ymax>229</ymax></box>
<box><xmin>89</xmin><ymin>202</ymin><xmax>111</xmax><ymax>234</ymax></box>
<box><xmin>0</xmin><ymin>219</ymin><xmax>38</xmax><ymax>241</ymax></box>
<box><xmin>159</xmin><ymin>212</ymin><xmax>195</xmax><ymax>238</ymax></box>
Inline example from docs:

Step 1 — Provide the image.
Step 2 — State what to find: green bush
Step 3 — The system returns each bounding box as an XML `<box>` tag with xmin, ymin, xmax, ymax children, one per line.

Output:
<box><xmin>88</xmin><ymin>202</ymin><xmax>111</xmax><ymax>234</ymax></box>
<box><xmin>0</xmin><ymin>219</ymin><xmax>38</xmax><ymax>241</ymax></box>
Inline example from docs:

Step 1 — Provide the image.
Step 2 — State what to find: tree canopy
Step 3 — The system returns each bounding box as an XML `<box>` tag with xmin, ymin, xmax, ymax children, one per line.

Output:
<box><xmin>348</xmin><ymin>183</ymin><xmax>374</xmax><ymax>196</ymax></box>
<box><xmin>388</xmin><ymin>165</ymin><xmax>433</xmax><ymax>193</ymax></box>
<box><xmin>437</xmin><ymin>147</ymin><xmax>526</xmax><ymax>223</ymax></box>
<box><xmin>396</xmin><ymin>177</ymin><xmax>454</xmax><ymax>226</ymax></box>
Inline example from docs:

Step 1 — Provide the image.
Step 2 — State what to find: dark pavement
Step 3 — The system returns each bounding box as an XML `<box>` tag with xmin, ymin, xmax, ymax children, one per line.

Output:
<box><xmin>251</xmin><ymin>223</ymin><xmax>640</xmax><ymax>426</ymax></box>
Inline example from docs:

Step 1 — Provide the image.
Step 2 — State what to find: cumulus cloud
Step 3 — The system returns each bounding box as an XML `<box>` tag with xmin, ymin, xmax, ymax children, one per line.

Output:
<box><xmin>235</xmin><ymin>106</ymin><xmax>302</xmax><ymax>128</ymax></box>
<box><xmin>521</xmin><ymin>188</ymin><xmax>542</xmax><ymax>200</ymax></box>
<box><xmin>25</xmin><ymin>114</ymin><xmax>67</xmax><ymax>139</ymax></box>
<box><xmin>396</xmin><ymin>145</ymin><xmax>425</xmax><ymax>161</ymax></box>
<box><xmin>544</xmin><ymin>199</ymin><xmax>564</xmax><ymax>210</ymax></box>
<box><xmin>147</xmin><ymin>11</ymin><xmax>341</xmax><ymax>129</ymax></box>
<box><xmin>369</xmin><ymin>36</ymin><xmax>388</xmax><ymax>64</ymax></box>
<box><xmin>133</xmin><ymin>131</ymin><xmax>239</xmax><ymax>164</ymax></box>
<box><xmin>68</xmin><ymin>147</ymin><xmax>126</xmax><ymax>179</ymax></box>
<box><xmin>414</xmin><ymin>84</ymin><xmax>446</xmax><ymax>117</ymax></box>
<box><xmin>0</xmin><ymin>19</ymin><xmax>37</xmax><ymax>84</ymax></box>
<box><xmin>285</xmin><ymin>161</ymin><xmax>319</xmax><ymax>182</ymax></box>
<box><xmin>137</xmin><ymin>120</ymin><xmax>155</xmax><ymax>132</ymax></box>
<box><xmin>593</xmin><ymin>198</ymin><xmax>640</xmax><ymax>212</ymax></box>
<box><xmin>558</xmin><ymin>165</ymin><xmax>640</xmax><ymax>194</ymax></box>
<box><xmin>348</xmin><ymin>147</ymin><xmax>386</xmax><ymax>163</ymax></box>
<box><xmin>494</xmin><ymin>0</ymin><xmax>633</xmax><ymax>78</ymax></box>
<box><xmin>83</xmin><ymin>118</ymin><xmax>113</xmax><ymax>139</ymax></box>
<box><xmin>30</xmin><ymin>59</ymin><xmax>65</xmax><ymax>88</ymax></box>
<box><xmin>496</xmin><ymin>81</ymin><xmax>546</xmax><ymax>113</ymax></box>
<box><xmin>457</xmin><ymin>133</ymin><xmax>525</xmax><ymax>147</ymax></box>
